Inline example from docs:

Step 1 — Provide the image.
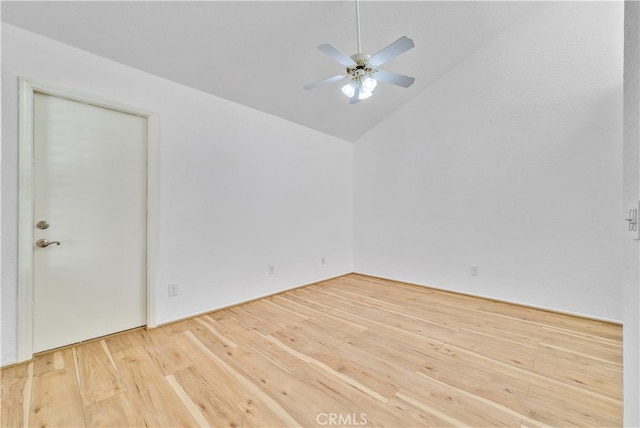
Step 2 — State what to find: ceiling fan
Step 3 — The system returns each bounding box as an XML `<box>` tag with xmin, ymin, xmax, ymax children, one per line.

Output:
<box><xmin>304</xmin><ymin>0</ymin><xmax>415</xmax><ymax>104</ymax></box>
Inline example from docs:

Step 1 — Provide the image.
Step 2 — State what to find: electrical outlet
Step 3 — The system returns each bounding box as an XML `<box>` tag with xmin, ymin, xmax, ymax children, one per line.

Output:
<box><xmin>470</xmin><ymin>265</ymin><xmax>479</xmax><ymax>276</ymax></box>
<box><xmin>268</xmin><ymin>265</ymin><xmax>275</xmax><ymax>275</ymax></box>
<box><xmin>168</xmin><ymin>283</ymin><xmax>178</xmax><ymax>297</ymax></box>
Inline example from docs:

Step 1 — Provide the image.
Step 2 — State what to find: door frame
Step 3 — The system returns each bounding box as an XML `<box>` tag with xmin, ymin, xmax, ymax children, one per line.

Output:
<box><xmin>17</xmin><ymin>78</ymin><xmax>158</xmax><ymax>362</ymax></box>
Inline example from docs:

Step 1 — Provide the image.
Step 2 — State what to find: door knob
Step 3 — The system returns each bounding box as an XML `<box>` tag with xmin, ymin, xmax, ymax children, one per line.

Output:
<box><xmin>36</xmin><ymin>239</ymin><xmax>61</xmax><ymax>248</ymax></box>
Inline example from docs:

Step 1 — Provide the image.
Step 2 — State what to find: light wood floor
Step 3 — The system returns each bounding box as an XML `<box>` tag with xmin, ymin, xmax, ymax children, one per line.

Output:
<box><xmin>1</xmin><ymin>274</ymin><xmax>622</xmax><ymax>427</ymax></box>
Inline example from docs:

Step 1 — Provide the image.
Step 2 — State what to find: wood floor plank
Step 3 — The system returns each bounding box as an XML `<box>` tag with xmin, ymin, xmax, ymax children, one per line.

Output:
<box><xmin>33</xmin><ymin>350</ymin><xmax>66</xmax><ymax>377</ymax></box>
<box><xmin>74</xmin><ymin>340</ymin><xmax>124</xmax><ymax>407</ymax></box>
<box><xmin>237</xmin><ymin>394</ymin><xmax>303</xmax><ymax>428</ymax></box>
<box><xmin>439</xmin><ymin>342</ymin><xmax>621</xmax><ymax>406</ymax></box>
<box><xmin>273</xmin><ymin>293</ymin><xmax>370</xmax><ymax>333</ymax></box>
<box><xmin>446</xmin><ymin>328</ymin><xmax>537</xmax><ymax>369</ymax></box>
<box><xmin>416</xmin><ymin>370</ymin><xmax>548</xmax><ymax>428</ymax></box>
<box><xmin>166</xmin><ymin>334</ymin><xmax>294</xmax><ymax>428</ymax></box>
<box><xmin>287</xmin><ymin>289</ymin><xmax>448</xmax><ymax>351</ymax></box>
<box><xmin>347</xmin><ymin>329</ymin><xmax>431</xmax><ymax>369</ymax></box>
<box><xmin>532</xmin><ymin>357</ymin><xmax>622</xmax><ymax>400</ymax></box>
<box><xmin>269</xmin><ymin>295</ymin><xmax>369</xmax><ymax>336</ymax></box>
<box><xmin>159</xmin><ymin>317</ymin><xmax>202</xmax><ymax>337</ymax></box>
<box><xmin>112</xmin><ymin>345</ymin><xmax>198</xmax><ymax>427</ymax></box>
<box><xmin>29</xmin><ymin>349</ymin><xmax>85</xmax><ymax>428</ymax></box>
<box><xmin>181</xmin><ymin>330</ymin><xmax>306</xmax><ymax>426</ymax></box>
<box><xmin>396</xmin><ymin>380</ymin><xmax>523</xmax><ymax>428</ymax></box>
<box><xmin>538</xmin><ymin>329</ymin><xmax>622</xmax><ymax>363</ymax></box>
<box><xmin>292</xmin><ymin>362</ymin><xmax>412</xmax><ymax>428</ymax></box>
<box><xmin>348</xmin><ymin>296</ymin><xmax>461</xmax><ymax>339</ymax></box>
<box><xmin>170</xmin><ymin>330</ymin><xmax>260</xmax><ymax>406</ymax></box>
<box><xmin>291</xmin><ymin>363</ymin><xmax>400</xmax><ymax>425</ymax></box>
<box><xmin>0</xmin><ymin>362</ymin><xmax>32</xmax><ymax>428</ymax></box>
<box><xmin>197</xmin><ymin>315</ymin><xmax>240</xmax><ymax>348</ymax></box>
<box><xmin>270</xmin><ymin>320</ymin><xmax>346</xmax><ymax>357</ymax></box>
<box><xmin>533</xmin><ymin>340</ymin><xmax>622</xmax><ymax>379</ymax></box>
<box><xmin>241</xmin><ymin>355</ymin><xmax>353</xmax><ymax>426</ymax></box>
<box><xmin>103</xmin><ymin>328</ymin><xmax>143</xmax><ymax>354</ymax></box>
<box><xmin>135</xmin><ymin>327</ymin><xmax>193</xmax><ymax>375</ymax></box>
<box><xmin>525</xmin><ymin>383</ymin><xmax>622</xmax><ymax>427</ymax></box>
<box><xmin>415</xmin><ymin>346</ymin><xmax>532</xmax><ymax>408</ymax></box>
<box><xmin>314</xmin><ymin>341</ymin><xmax>413</xmax><ymax>399</ymax></box>
<box><xmin>83</xmin><ymin>392</ymin><xmax>146</xmax><ymax>427</ymax></box>
<box><xmin>343</xmin><ymin>274</ymin><xmax>621</xmax><ymax>340</ymax></box>
<box><xmin>229</xmin><ymin>299</ymin><xmax>308</xmax><ymax>335</ymax></box>
<box><xmin>1</xmin><ymin>274</ymin><xmax>622</xmax><ymax>427</ymax></box>
<box><xmin>166</xmin><ymin>370</ymin><xmax>233</xmax><ymax>427</ymax></box>
<box><xmin>387</xmin><ymin>393</ymin><xmax>459</xmax><ymax>427</ymax></box>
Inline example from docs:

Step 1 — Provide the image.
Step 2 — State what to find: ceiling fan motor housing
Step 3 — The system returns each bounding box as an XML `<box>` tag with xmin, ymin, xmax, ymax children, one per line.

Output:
<box><xmin>348</xmin><ymin>53</ymin><xmax>376</xmax><ymax>82</ymax></box>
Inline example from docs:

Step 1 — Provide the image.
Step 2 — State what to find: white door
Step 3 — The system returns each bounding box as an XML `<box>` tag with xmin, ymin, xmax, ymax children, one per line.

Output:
<box><xmin>32</xmin><ymin>92</ymin><xmax>147</xmax><ymax>353</ymax></box>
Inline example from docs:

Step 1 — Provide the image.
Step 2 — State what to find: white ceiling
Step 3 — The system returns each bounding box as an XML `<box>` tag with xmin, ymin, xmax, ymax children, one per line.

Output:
<box><xmin>2</xmin><ymin>1</ymin><xmax>540</xmax><ymax>142</ymax></box>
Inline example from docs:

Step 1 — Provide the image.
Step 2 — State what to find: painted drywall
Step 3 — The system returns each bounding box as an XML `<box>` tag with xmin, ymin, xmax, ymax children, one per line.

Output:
<box><xmin>354</xmin><ymin>2</ymin><xmax>624</xmax><ymax>321</ymax></box>
<box><xmin>623</xmin><ymin>1</ymin><xmax>640</xmax><ymax>424</ymax></box>
<box><xmin>1</xmin><ymin>24</ymin><xmax>353</xmax><ymax>365</ymax></box>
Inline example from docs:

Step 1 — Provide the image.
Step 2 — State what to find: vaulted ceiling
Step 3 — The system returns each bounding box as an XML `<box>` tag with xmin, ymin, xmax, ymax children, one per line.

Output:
<box><xmin>2</xmin><ymin>1</ymin><xmax>540</xmax><ymax>142</ymax></box>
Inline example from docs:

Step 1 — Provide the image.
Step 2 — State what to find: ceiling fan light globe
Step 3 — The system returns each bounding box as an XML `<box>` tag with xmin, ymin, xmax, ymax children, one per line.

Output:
<box><xmin>358</xmin><ymin>90</ymin><xmax>373</xmax><ymax>100</ymax></box>
<box><xmin>341</xmin><ymin>82</ymin><xmax>356</xmax><ymax>98</ymax></box>
<box><xmin>362</xmin><ymin>77</ymin><xmax>377</xmax><ymax>92</ymax></box>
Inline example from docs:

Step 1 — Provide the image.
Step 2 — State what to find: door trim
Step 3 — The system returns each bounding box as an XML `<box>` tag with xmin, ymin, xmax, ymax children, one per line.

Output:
<box><xmin>17</xmin><ymin>78</ymin><xmax>158</xmax><ymax>362</ymax></box>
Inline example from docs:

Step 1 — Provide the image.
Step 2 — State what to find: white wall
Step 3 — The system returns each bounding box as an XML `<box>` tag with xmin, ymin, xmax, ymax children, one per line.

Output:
<box><xmin>354</xmin><ymin>2</ymin><xmax>624</xmax><ymax>321</ymax></box>
<box><xmin>623</xmin><ymin>1</ymin><xmax>640</xmax><ymax>425</ymax></box>
<box><xmin>1</xmin><ymin>24</ymin><xmax>353</xmax><ymax>365</ymax></box>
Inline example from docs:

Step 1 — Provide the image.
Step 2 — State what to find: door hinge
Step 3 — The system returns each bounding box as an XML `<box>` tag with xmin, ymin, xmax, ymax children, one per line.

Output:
<box><xmin>625</xmin><ymin>201</ymin><xmax>640</xmax><ymax>240</ymax></box>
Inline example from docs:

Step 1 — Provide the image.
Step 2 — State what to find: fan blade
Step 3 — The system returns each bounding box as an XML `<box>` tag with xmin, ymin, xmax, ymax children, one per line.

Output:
<box><xmin>374</xmin><ymin>70</ymin><xmax>415</xmax><ymax>88</ymax></box>
<box><xmin>318</xmin><ymin>44</ymin><xmax>355</xmax><ymax>67</ymax></box>
<box><xmin>349</xmin><ymin>85</ymin><xmax>361</xmax><ymax>104</ymax></box>
<box><xmin>368</xmin><ymin>36</ymin><xmax>415</xmax><ymax>67</ymax></box>
<box><xmin>304</xmin><ymin>75</ymin><xmax>347</xmax><ymax>90</ymax></box>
